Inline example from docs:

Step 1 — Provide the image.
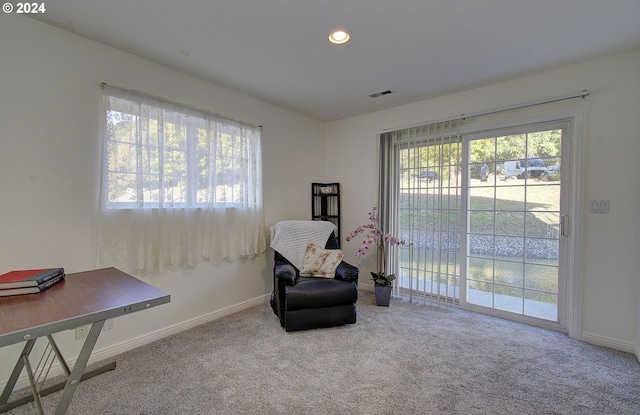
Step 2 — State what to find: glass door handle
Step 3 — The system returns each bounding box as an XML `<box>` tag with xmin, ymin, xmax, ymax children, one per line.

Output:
<box><xmin>561</xmin><ymin>215</ymin><xmax>570</xmax><ymax>237</ymax></box>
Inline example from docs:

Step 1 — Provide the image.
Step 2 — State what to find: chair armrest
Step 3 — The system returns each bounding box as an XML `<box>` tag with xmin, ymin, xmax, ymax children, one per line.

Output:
<box><xmin>275</xmin><ymin>263</ymin><xmax>297</xmax><ymax>285</ymax></box>
<box><xmin>335</xmin><ymin>261</ymin><xmax>359</xmax><ymax>284</ymax></box>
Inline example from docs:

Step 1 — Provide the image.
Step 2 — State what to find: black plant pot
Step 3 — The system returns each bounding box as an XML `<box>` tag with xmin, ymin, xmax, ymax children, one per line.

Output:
<box><xmin>374</xmin><ymin>285</ymin><xmax>392</xmax><ymax>307</ymax></box>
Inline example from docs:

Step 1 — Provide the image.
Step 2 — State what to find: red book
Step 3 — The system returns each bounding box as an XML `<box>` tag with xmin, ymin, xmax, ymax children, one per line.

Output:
<box><xmin>0</xmin><ymin>274</ymin><xmax>65</xmax><ymax>297</ymax></box>
<box><xmin>0</xmin><ymin>268</ymin><xmax>65</xmax><ymax>289</ymax></box>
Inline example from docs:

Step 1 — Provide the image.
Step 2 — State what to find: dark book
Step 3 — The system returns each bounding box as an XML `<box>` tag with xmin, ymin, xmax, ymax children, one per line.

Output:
<box><xmin>0</xmin><ymin>268</ymin><xmax>65</xmax><ymax>289</ymax></box>
<box><xmin>0</xmin><ymin>273</ymin><xmax>65</xmax><ymax>297</ymax></box>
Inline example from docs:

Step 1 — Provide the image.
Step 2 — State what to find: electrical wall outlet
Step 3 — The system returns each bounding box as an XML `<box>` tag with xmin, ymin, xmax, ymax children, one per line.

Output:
<box><xmin>75</xmin><ymin>325</ymin><xmax>90</xmax><ymax>340</ymax></box>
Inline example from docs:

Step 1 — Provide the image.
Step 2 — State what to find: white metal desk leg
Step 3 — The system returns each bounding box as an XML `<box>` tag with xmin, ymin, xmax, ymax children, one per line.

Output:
<box><xmin>53</xmin><ymin>320</ymin><xmax>105</xmax><ymax>415</ymax></box>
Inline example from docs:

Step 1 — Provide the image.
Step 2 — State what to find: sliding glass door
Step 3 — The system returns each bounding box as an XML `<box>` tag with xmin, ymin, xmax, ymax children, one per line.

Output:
<box><xmin>393</xmin><ymin>120</ymin><xmax>570</xmax><ymax>329</ymax></box>
<box><xmin>465</xmin><ymin>121</ymin><xmax>568</xmax><ymax>325</ymax></box>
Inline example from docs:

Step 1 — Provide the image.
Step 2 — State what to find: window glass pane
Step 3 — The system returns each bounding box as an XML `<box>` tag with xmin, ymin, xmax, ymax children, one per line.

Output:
<box><xmin>524</xmin><ymin>290</ymin><xmax>557</xmax><ymax>321</ymax></box>
<box><xmin>469</xmin><ymin>211</ymin><xmax>494</xmax><ymax>235</ymax></box>
<box><xmin>526</xmin><ymin>212</ymin><xmax>559</xmax><ymax>238</ymax></box>
<box><xmin>494</xmin><ymin>286</ymin><xmax>523</xmax><ymax>314</ymax></box>
<box><xmin>468</xmin><ymin>257</ymin><xmax>493</xmax><ymax>282</ymax></box>
<box><xmin>469</xmin><ymin>137</ymin><xmax>494</xmax><ymax>163</ymax></box>
<box><xmin>525</xmin><ymin>238</ymin><xmax>559</xmax><ymax>266</ymax></box>
<box><xmin>495</xmin><ymin>260</ymin><xmax>524</xmax><ymax>287</ymax></box>
<box><xmin>469</xmin><ymin>186</ymin><xmax>494</xmax><ymax>210</ymax></box>
<box><xmin>495</xmin><ymin>212</ymin><xmax>524</xmax><ymax>237</ymax></box>
<box><xmin>495</xmin><ymin>236</ymin><xmax>524</xmax><ymax>261</ymax></box>
<box><xmin>162</xmin><ymin>123</ymin><xmax>187</xmax><ymax>203</ymax></box>
<box><xmin>467</xmin><ymin>281</ymin><xmax>493</xmax><ymax>307</ymax></box>
<box><xmin>527</xmin><ymin>129</ymin><xmax>561</xmax><ymax>159</ymax></box>
<box><xmin>524</xmin><ymin>263</ymin><xmax>558</xmax><ymax>292</ymax></box>
<box><xmin>496</xmin><ymin>134</ymin><xmax>526</xmax><ymax>161</ymax></box>
<box><xmin>495</xmin><ymin>186</ymin><xmax>524</xmax><ymax>211</ymax></box>
<box><xmin>526</xmin><ymin>184</ymin><xmax>560</xmax><ymax>212</ymax></box>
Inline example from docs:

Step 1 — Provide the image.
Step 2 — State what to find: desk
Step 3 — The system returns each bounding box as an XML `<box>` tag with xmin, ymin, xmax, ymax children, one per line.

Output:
<box><xmin>0</xmin><ymin>268</ymin><xmax>170</xmax><ymax>414</ymax></box>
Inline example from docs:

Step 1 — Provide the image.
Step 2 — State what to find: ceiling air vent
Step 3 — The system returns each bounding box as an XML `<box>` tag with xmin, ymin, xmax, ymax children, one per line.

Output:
<box><xmin>369</xmin><ymin>90</ymin><xmax>393</xmax><ymax>98</ymax></box>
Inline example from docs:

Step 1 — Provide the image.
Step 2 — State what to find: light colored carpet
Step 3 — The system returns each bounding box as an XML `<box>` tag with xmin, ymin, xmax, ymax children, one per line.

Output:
<box><xmin>5</xmin><ymin>291</ymin><xmax>640</xmax><ymax>414</ymax></box>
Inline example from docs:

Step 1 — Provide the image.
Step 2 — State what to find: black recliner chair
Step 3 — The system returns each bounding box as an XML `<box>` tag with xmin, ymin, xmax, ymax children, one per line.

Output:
<box><xmin>270</xmin><ymin>232</ymin><xmax>359</xmax><ymax>332</ymax></box>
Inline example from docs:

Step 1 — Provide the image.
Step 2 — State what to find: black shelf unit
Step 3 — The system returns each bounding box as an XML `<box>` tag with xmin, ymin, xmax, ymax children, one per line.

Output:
<box><xmin>312</xmin><ymin>183</ymin><xmax>340</xmax><ymax>241</ymax></box>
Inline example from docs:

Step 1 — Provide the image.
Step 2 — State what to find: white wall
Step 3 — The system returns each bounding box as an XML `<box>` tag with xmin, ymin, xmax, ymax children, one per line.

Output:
<box><xmin>0</xmin><ymin>15</ymin><xmax>326</xmax><ymax>383</ymax></box>
<box><xmin>326</xmin><ymin>49</ymin><xmax>640</xmax><ymax>356</ymax></box>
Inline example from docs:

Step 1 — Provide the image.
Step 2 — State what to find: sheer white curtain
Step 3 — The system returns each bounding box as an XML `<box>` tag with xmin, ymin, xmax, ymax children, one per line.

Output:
<box><xmin>97</xmin><ymin>85</ymin><xmax>266</xmax><ymax>275</ymax></box>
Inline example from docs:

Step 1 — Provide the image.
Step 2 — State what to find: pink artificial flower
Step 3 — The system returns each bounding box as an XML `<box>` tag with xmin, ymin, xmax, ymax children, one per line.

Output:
<box><xmin>346</xmin><ymin>207</ymin><xmax>411</xmax><ymax>273</ymax></box>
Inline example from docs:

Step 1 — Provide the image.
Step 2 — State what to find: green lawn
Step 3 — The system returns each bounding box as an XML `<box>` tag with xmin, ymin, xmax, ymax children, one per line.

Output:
<box><xmin>399</xmin><ymin>178</ymin><xmax>560</xmax><ymax>238</ymax></box>
<box><xmin>396</xmin><ymin>177</ymin><xmax>561</xmax><ymax>305</ymax></box>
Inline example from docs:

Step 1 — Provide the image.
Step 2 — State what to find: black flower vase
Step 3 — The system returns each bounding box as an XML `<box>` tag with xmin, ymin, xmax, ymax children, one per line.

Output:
<box><xmin>374</xmin><ymin>285</ymin><xmax>392</xmax><ymax>307</ymax></box>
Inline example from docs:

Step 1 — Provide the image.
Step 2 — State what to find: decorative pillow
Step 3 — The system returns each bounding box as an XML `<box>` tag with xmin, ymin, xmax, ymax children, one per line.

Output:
<box><xmin>299</xmin><ymin>242</ymin><xmax>344</xmax><ymax>278</ymax></box>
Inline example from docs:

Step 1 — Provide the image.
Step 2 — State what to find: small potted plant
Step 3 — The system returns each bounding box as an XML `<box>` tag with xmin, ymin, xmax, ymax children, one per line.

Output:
<box><xmin>346</xmin><ymin>207</ymin><xmax>410</xmax><ymax>306</ymax></box>
<box><xmin>369</xmin><ymin>272</ymin><xmax>395</xmax><ymax>307</ymax></box>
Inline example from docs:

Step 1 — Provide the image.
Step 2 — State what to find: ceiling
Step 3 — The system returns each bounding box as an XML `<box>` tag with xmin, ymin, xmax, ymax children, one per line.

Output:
<box><xmin>34</xmin><ymin>0</ymin><xmax>640</xmax><ymax>121</ymax></box>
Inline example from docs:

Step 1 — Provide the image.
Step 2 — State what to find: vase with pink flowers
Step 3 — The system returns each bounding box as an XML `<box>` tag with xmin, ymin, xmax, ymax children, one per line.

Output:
<box><xmin>346</xmin><ymin>207</ymin><xmax>410</xmax><ymax>306</ymax></box>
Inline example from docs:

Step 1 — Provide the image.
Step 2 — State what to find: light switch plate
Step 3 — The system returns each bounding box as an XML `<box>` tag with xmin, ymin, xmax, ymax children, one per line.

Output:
<box><xmin>589</xmin><ymin>200</ymin><xmax>609</xmax><ymax>214</ymax></box>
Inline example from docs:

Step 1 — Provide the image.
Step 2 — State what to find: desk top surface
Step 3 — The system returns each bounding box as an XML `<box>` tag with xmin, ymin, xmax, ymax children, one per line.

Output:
<box><xmin>0</xmin><ymin>268</ymin><xmax>170</xmax><ymax>347</ymax></box>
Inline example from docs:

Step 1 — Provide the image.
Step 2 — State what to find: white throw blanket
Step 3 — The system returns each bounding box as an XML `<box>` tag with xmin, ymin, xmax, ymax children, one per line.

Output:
<box><xmin>270</xmin><ymin>220</ymin><xmax>337</xmax><ymax>270</ymax></box>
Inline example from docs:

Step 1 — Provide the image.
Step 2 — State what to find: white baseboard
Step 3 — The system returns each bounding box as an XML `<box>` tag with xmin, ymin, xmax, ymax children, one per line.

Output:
<box><xmin>4</xmin><ymin>294</ymin><xmax>270</xmax><ymax>392</ymax></box>
<box><xmin>581</xmin><ymin>332</ymin><xmax>638</xmax><ymax>357</ymax></box>
<box><xmin>91</xmin><ymin>294</ymin><xmax>270</xmax><ymax>362</ymax></box>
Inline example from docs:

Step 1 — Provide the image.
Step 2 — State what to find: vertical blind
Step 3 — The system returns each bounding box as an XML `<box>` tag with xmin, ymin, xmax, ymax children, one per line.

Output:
<box><xmin>379</xmin><ymin>120</ymin><xmax>463</xmax><ymax>306</ymax></box>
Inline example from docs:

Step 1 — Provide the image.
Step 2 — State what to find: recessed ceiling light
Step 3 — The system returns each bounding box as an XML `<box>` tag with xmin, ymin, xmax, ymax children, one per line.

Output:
<box><xmin>329</xmin><ymin>30</ymin><xmax>350</xmax><ymax>45</ymax></box>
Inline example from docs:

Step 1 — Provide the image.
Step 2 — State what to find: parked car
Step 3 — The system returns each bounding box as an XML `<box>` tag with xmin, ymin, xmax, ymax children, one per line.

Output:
<box><xmin>503</xmin><ymin>158</ymin><xmax>548</xmax><ymax>180</ymax></box>
<box><xmin>417</xmin><ymin>171</ymin><xmax>439</xmax><ymax>182</ymax></box>
<box><xmin>540</xmin><ymin>164</ymin><xmax>560</xmax><ymax>181</ymax></box>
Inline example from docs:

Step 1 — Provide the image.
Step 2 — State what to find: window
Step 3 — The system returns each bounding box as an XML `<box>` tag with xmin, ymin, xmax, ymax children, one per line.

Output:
<box><xmin>98</xmin><ymin>85</ymin><xmax>266</xmax><ymax>275</ymax></box>
<box><xmin>103</xmin><ymin>93</ymin><xmax>261</xmax><ymax>209</ymax></box>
